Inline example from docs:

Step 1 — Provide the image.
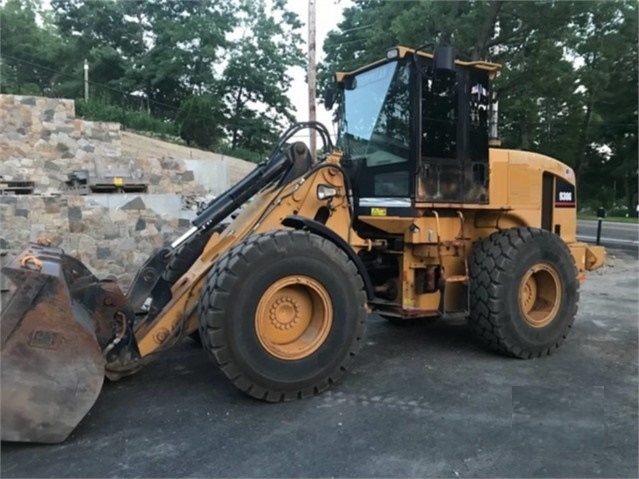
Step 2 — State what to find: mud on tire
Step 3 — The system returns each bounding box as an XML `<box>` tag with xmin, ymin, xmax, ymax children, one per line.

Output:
<box><xmin>468</xmin><ymin>227</ymin><xmax>579</xmax><ymax>358</ymax></box>
<box><xmin>198</xmin><ymin>229</ymin><xmax>367</xmax><ymax>401</ymax></box>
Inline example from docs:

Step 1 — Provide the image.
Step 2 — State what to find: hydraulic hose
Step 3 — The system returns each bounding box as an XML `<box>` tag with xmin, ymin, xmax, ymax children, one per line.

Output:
<box><xmin>171</xmin><ymin>121</ymin><xmax>334</xmax><ymax>250</ymax></box>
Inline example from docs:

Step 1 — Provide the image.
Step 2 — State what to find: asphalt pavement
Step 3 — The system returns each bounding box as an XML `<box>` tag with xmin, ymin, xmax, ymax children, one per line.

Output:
<box><xmin>577</xmin><ymin>219</ymin><xmax>639</xmax><ymax>252</ymax></box>
<box><xmin>2</xmin><ymin>249</ymin><xmax>637</xmax><ymax>478</ymax></box>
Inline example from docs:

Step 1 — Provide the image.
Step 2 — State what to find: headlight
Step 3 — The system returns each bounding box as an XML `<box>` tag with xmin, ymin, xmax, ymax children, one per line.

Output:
<box><xmin>317</xmin><ymin>184</ymin><xmax>338</xmax><ymax>200</ymax></box>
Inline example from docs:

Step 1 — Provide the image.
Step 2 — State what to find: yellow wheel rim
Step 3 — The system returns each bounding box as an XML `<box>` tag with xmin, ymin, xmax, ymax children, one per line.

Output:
<box><xmin>255</xmin><ymin>276</ymin><xmax>333</xmax><ymax>360</ymax></box>
<box><xmin>519</xmin><ymin>263</ymin><xmax>562</xmax><ymax>328</ymax></box>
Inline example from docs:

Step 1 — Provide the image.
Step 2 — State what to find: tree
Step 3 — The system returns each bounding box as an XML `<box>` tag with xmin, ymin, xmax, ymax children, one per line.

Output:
<box><xmin>49</xmin><ymin>0</ymin><xmax>237</xmax><ymax>116</ymax></box>
<box><xmin>572</xmin><ymin>2</ymin><xmax>638</xmax><ymax>213</ymax></box>
<box><xmin>0</xmin><ymin>0</ymin><xmax>67</xmax><ymax>95</ymax></box>
<box><xmin>50</xmin><ymin>0</ymin><xmax>144</xmax><ymax>99</ymax></box>
<box><xmin>319</xmin><ymin>0</ymin><xmax>638</xmax><ymax>209</ymax></box>
<box><xmin>176</xmin><ymin>94</ymin><xmax>226</xmax><ymax>149</ymax></box>
<box><xmin>220</xmin><ymin>0</ymin><xmax>305</xmax><ymax>154</ymax></box>
<box><xmin>124</xmin><ymin>0</ymin><xmax>237</xmax><ymax>116</ymax></box>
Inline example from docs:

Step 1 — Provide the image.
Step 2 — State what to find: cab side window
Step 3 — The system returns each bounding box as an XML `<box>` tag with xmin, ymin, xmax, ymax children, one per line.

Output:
<box><xmin>422</xmin><ymin>70</ymin><xmax>458</xmax><ymax>160</ymax></box>
<box><xmin>417</xmin><ymin>65</ymin><xmax>490</xmax><ymax>204</ymax></box>
<box><xmin>419</xmin><ymin>69</ymin><xmax>462</xmax><ymax>201</ymax></box>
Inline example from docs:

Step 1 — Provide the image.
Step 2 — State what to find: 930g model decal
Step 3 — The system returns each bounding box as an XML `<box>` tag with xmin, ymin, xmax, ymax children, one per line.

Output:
<box><xmin>555</xmin><ymin>178</ymin><xmax>576</xmax><ymax>208</ymax></box>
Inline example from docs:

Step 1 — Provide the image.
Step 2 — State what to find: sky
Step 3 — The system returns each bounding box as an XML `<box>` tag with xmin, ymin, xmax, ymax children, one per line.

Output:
<box><xmin>286</xmin><ymin>0</ymin><xmax>353</xmax><ymax>144</ymax></box>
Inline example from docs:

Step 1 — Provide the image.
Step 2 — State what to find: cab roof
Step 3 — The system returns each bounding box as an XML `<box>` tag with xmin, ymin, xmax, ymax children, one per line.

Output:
<box><xmin>335</xmin><ymin>45</ymin><xmax>502</xmax><ymax>82</ymax></box>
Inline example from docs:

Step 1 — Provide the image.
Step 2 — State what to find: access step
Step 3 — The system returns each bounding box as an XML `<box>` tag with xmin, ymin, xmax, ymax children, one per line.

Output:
<box><xmin>445</xmin><ymin>275</ymin><xmax>468</xmax><ymax>284</ymax></box>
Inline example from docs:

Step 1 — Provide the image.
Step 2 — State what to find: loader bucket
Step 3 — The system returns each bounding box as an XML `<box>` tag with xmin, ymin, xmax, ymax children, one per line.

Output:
<box><xmin>0</xmin><ymin>244</ymin><xmax>122</xmax><ymax>443</ymax></box>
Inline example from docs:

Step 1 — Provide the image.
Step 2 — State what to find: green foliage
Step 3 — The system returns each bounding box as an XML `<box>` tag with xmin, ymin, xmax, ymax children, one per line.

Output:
<box><xmin>221</xmin><ymin>0</ymin><xmax>305</xmax><ymax>151</ymax></box>
<box><xmin>320</xmin><ymin>0</ymin><xmax>638</xmax><ymax>212</ymax></box>
<box><xmin>0</xmin><ymin>0</ymin><xmax>304</xmax><ymax>163</ymax></box>
<box><xmin>0</xmin><ymin>0</ymin><xmax>68</xmax><ymax>95</ymax></box>
<box><xmin>75</xmin><ymin>98</ymin><xmax>177</xmax><ymax>136</ymax></box>
<box><xmin>578</xmin><ymin>214</ymin><xmax>638</xmax><ymax>224</ymax></box>
<box><xmin>176</xmin><ymin>95</ymin><xmax>225</xmax><ymax>149</ymax></box>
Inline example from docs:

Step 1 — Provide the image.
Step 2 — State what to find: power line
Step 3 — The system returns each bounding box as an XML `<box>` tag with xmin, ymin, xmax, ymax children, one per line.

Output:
<box><xmin>340</xmin><ymin>24</ymin><xmax>375</xmax><ymax>34</ymax></box>
<box><xmin>2</xmin><ymin>53</ymin><xmax>182</xmax><ymax>112</ymax></box>
<box><xmin>323</xmin><ymin>37</ymin><xmax>370</xmax><ymax>49</ymax></box>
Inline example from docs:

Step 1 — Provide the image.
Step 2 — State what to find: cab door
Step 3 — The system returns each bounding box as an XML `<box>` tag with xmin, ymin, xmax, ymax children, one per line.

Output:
<box><xmin>339</xmin><ymin>60</ymin><xmax>417</xmax><ymax>217</ymax></box>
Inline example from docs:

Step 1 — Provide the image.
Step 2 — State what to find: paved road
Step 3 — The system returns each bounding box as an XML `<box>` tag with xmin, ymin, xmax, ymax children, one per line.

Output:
<box><xmin>2</xmin><ymin>252</ymin><xmax>637</xmax><ymax>478</ymax></box>
<box><xmin>577</xmin><ymin>219</ymin><xmax>638</xmax><ymax>252</ymax></box>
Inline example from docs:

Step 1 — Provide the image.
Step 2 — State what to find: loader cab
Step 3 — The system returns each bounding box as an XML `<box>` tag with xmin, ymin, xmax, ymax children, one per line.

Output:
<box><xmin>331</xmin><ymin>46</ymin><xmax>501</xmax><ymax>217</ymax></box>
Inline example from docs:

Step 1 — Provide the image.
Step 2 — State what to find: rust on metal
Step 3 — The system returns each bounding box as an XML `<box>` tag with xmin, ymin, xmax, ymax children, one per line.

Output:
<box><xmin>19</xmin><ymin>255</ymin><xmax>43</xmax><ymax>271</ymax></box>
<box><xmin>0</xmin><ymin>244</ymin><xmax>139</xmax><ymax>443</ymax></box>
<box><xmin>35</xmin><ymin>235</ymin><xmax>53</xmax><ymax>247</ymax></box>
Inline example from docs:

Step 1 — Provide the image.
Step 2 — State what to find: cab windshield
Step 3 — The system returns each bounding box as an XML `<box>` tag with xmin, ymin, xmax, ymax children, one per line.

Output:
<box><xmin>337</xmin><ymin>60</ymin><xmax>411</xmax><ymax>167</ymax></box>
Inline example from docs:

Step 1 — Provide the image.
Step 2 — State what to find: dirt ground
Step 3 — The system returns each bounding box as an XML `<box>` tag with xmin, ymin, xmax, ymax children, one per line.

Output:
<box><xmin>1</xmin><ymin>248</ymin><xmax>637</xmax><ymax>478</ymax></box>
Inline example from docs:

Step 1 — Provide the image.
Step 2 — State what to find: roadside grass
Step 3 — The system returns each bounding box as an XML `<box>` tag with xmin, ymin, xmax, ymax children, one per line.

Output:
<box><xmin>578</xmin><ymin>214</ymin><xmax>639</xmax><ymax>224</ymax></box>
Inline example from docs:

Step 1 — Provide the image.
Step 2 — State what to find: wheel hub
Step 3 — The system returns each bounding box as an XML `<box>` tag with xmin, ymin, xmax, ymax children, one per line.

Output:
<box><xmin>519</xmin><ymin>263</ymin><xmax>562</xmax><ymax>328</ymax></box>
<box><xmin>521</xmin><ymin>276</ymin><xmax>538</xmax><ymax>312</ymax></box>
<box><xmin>269</xmin><ymin>297</ymin><xmax>300</xmax><ymax>330</ymax></box>
<box><xmin>256</xmin><ymin>276</ymin><xmax>333</xmax><ymax>360</ymax></box>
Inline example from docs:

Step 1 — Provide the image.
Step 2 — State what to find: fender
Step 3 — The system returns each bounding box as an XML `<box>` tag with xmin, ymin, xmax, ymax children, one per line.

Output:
<box><xmin>282</xmin><ymin>215</ymin><xmax>375</xmax><ymax>301</ymax></box>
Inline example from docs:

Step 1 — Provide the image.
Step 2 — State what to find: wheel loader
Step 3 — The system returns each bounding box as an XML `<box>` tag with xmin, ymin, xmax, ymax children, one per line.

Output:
<box><xmin>0</xmin><ymin>45</ymin><xmax>605</xmax><ymax>444</ymax></box>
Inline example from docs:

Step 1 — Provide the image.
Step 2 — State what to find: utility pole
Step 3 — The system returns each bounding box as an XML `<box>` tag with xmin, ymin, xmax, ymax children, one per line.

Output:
<box><xmin>83</xmin><ymin>59</ymin><xmax>89</xmax><ymax>101</ymax></box>
<box><xmin>308</xmin><ymin>0</ymin><xmax>317</xmax><ymax>157</ymax></box>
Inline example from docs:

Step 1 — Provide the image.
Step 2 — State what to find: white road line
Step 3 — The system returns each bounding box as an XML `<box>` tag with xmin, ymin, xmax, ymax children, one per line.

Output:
<box><xmin>577</xmin><ymin>235</ymin><xmax>639</xmax><ymax>245</ymax></box>
<box><xmin>578</xmin><ymin>220</ymin><xmax>639</xmax><ymax>231</ymax></box>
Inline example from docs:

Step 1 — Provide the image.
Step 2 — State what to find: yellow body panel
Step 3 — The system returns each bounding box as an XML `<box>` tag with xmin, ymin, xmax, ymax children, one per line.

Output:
<box><xmin>350</xmin><ymin>147</ymin><xmax>603</xmax><ymax>320</ymax></box>
<box><xmin>135</xmin><ymin>142</ymin><xmax>605</xmax><ymax>354</ymax></box>
<box><xmin>335</xmin><ymin>45</ymin><xmax>502</xmax><ymax>81</ymax></box>
<box><xmin>135</xmin><ymin>153</ymin><xmax>368</xmax><ymax>356</ymax></box>
<box><xmin>0</xmin><ymin>46</ymin><xmax>610</xmax><ymax>447</ymax></box>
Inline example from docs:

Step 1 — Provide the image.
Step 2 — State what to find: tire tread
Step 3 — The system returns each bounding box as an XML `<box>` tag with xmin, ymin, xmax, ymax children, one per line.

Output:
<box><xmin>199</xmin><ymin>229</ymin><xmax>367</xmax><ymax>402</ymax></box>
<box><xmin>468</xmin><ymin>227</ymin><xmax>579</xmax><ymax>358</ymax></box>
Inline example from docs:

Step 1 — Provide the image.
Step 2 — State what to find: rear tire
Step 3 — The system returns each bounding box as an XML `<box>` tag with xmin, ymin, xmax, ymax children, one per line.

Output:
<box><xmin>468</xmin><ymin>227</ymin><xmax>579</xmax><ymax>358</ymax></box>
<box><xmin>198</xmin><ymin>230</ymin><xmax>367</xmax><ymax>401</ymax></box>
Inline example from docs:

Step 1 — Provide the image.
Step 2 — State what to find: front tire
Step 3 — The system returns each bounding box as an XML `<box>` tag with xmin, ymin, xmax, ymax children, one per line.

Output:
<box><xmin>198</xmin><ymin>230</ymin><xmax>367</xmax><ymax>401</ymax></box>
<box><xmin>468</xmin><ymin>227</ymin><xmax>579</xmax><ymax>358</ymax></box>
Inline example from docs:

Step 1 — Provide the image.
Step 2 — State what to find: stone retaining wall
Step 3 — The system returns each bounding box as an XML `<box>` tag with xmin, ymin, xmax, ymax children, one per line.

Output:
<box><xmin>0</xmin><ymin>94</ymin><xmax>207</xmax><ymax>195</ymax></box>
<box><xmin>0</xmin><ymin>195</ymin><xmax>192</xmax><ymax>290</ymax></box>
<box><xmin>0</xmin><ymin>94</ymin><xmax>258</xmax><ymax>290</ymax></box>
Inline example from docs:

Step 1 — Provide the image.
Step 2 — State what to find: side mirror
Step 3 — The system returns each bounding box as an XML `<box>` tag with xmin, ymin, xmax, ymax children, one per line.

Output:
<box><xmin>343</xmin><ymin>76</ymin><xmax>357</xmax><ymax>91</ymax></box>
<box><xmin>434</xmin><ymin>45</ymin><xmax>456</xmax><ymax>72</ymax></box>
<box><xmin>324</xmin><ymin>83</ymin><xmax>338</xmax><ymax>110</ymax></box>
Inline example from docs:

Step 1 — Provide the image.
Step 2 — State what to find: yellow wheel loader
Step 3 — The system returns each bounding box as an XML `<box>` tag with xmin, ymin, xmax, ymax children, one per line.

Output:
<box><xmin>0</xmin><ymin>46</ymin><xmax>605</xmax><ymax>443</ymax></box>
